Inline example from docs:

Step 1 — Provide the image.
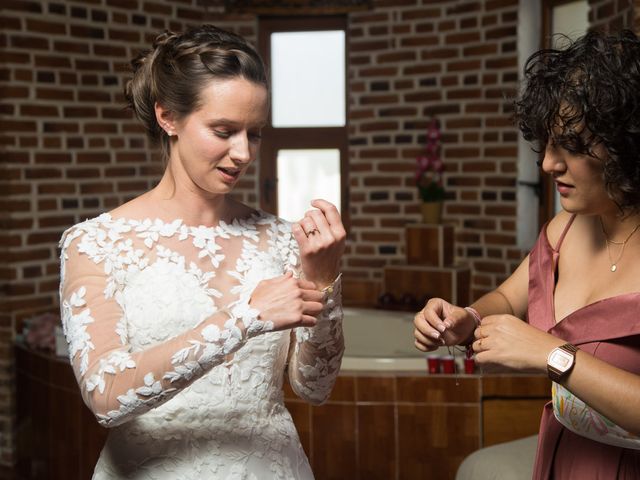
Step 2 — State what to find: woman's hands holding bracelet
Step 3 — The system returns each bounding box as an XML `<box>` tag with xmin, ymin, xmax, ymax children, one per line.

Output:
<box><xmin>414</xmin><ymin>297</ymin><xmax>479</xmax><ymax>352</ymax></box>
<box><xmin>472</xmin><ymin>314</ymin><xmax>563</xmax><ymax>371</ymax></box>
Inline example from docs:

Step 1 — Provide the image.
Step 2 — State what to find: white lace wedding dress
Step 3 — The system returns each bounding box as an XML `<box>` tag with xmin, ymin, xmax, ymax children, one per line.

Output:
<box><xmin>59</xmin><ymin>211</ymin><xmax>344</xmax><ymax>479</ymax></box>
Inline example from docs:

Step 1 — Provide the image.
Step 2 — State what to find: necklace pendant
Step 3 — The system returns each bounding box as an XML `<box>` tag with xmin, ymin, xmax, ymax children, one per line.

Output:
<box><xmin>611</xmin><ymin>264</ymin><xmax>617</xmax><ymax>272</ymax></box>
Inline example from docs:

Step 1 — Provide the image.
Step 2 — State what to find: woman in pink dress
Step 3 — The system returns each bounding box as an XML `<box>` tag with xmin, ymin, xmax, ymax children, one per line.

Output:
<box><xmin>414</xmin><ymin>30</ymin><xmax>640</xmax><ymax>478</ymax></box>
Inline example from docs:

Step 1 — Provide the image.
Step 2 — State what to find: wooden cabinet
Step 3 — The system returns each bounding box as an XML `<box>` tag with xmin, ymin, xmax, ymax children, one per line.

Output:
<box><xmin>15</xmin><ymin>344</ymin><xmax>107</xmax><ymax>480</ymax></box>
<box><xmin>285</xmin><ymin>372</ymin><xmax>550</xmax><ymax>480</ymax></box>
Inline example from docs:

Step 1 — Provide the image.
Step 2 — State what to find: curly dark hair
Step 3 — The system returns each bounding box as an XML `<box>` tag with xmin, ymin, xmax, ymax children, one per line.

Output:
<box><xmin>514</xmin><ymin>29</ymin><xmax>640</xmax><ymax>213</ymax></box>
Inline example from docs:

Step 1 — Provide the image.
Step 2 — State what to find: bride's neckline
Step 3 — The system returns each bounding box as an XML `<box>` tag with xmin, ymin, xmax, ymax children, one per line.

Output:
<box><xmin>95</xmin><ymin>210</ymin><xmax>268</xmax><ymax>230</ymax></box>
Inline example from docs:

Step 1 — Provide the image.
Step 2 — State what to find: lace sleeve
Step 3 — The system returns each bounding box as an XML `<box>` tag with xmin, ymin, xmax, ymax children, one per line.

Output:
<box><xmin>284</xmin><ymin>232</ymin><xmax>344</xmax><ymax>405</ymax></box>
<box><xmin>59</xmin><ymin>229</ymin><xmax>271</xmax><ymax>428</ymax></box>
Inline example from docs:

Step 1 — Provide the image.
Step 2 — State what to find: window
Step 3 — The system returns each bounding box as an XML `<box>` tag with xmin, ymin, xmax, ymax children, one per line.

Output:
<box><xmin>258</xmin><ymin>16</ymin><xmax>349</xmax><ymax>224</ymax></box>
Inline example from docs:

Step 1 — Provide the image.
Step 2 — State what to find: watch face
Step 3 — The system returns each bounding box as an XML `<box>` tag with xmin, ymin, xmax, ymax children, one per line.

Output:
<box><xmin>549</xmin><ymin>349</ymin><xmax>574</xmax><ymax>372</ymax></box>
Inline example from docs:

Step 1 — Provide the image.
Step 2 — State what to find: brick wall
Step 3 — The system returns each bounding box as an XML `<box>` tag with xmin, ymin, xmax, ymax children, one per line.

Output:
<box><xmin>346</xmin><ymin>0</ymin><xmax>521</xmax><ymax>298</ymax></box>
<box><xmin>1</xmin><ymin>0</ymin><xmax>640</xmax><ymax>467</ymax></box>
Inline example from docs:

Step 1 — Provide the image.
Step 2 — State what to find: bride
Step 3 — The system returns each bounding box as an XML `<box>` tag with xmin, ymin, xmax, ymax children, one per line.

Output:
<box><xmin>59</xmin><ymin>24</ymin><xmax>345</xmax><ymax>479</ymax></box>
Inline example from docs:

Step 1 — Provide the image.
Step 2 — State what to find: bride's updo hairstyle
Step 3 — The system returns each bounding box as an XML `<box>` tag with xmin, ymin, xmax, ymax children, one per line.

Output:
<box><xmin>124</xmin><ymin>24</ymin><xmax>268</xmax><ymax>160</ymax></box>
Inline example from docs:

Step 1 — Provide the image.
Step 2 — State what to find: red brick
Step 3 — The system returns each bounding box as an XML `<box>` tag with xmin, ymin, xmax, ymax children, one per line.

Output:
<box><xmin>53</xmin><ymin>40</ymin><xmax>91</xmax><ymax>54</ymax></box>
<box><xmin>26</xmin><ymin>19</ymin><xmax>67</xmax><ymax>35</ymax></box>
<box><xmin>447</xmin><ymin>60</ymin><xmax>482</xmax><ymax>72</ymax></box>
<box><xmin>359</xmin><ymin>94</ymin><xmax>399</xmax><ymax>105</ymax></box>
<box><xmin>400</xmin><ymin>35</ymin><xmax>439</xmax><ymax>47</ymax></box>
<box><xmin>11</xmin><ymin>35</ymin><xmax>49</xmax><ymax>50</ymax></box>
<box><xmin>446</xmin><ymin>118</ymin><xmax>482</xmax><ymax>129</ymax></box>
<box><xmin>423</xmin><ymin>48</ymin><xmax>459</xmax><ymax>60</ymax></box>
<box><xmin>38</xmin><ymin>184</ymin><xmax>76</xmax><ymax>194</ymax></box>
<box><xmin>485</xmin><ymin>146</ymin><xmax>517</xmax><ymax>157</ymax></box>
<box><xmin>363</xmin><ymin>177</ymin><xmax>402</xmax><ymax>187</ymax></box>
<box><xmin>351</xmin><ymin>40</ymin><xmax>389</xmax><ymax>52</ymax></box>
<box><xmin>486</xmin><ymin>0</ymin><xmax>518</xmax><ymax>10</ymax></box>
<box><xmin>474</xmin><ymin>261</ymin><xmax>507</xmax><ymax>274</ymax></box>
<box><xmin>462</xmin><ymin>162</ymin><xmax>496</xmax><ymax>173</ymax></box>
<box><xmin>36</xmin><ymin>88</ymin><xmax>74</xmax><ymax>101</ymax></box>
<box><xmin>360</xmin><ymin>121</ymin><xmax>399</xmax><ymax>132</ymax></box>
<box><xmin>70</xmin><ymin>24</ymin><xmax>105</xmax><ymax>39</ymax></box>
<box><xmin>43</xmin><ymin>122</ymin><xmax>79</xmax><ymax>133</ymax></box>
<box><xmin>143</xmin><ymin>1</ymin><xmax>172</xmax><ymax>14</ymax></box>
<box><xmin>445</xmin><ymin>32</ymin><xmax>481</xmax><ymax>44</ymax></box>
<box><xmin>404</xmin><ymin>64</ymin><xmax>442</xmax><ymax>75</ymax></box>
<box><xmin>377</xmin><ymin>51</ymin><xmax>416</xmax><ymax>63</ymax></box>
<box><xmin>115</xmin><ymin>152</ymin><xmax>147</xmax><ymax>163</ymax></box>
<box><xmin>438</xmin><ymin>20</ymin><xmax>456</xmax><ymax>32</ymax></box>
<box><xmin>38</xmin><ymin>216</ymin><xmax>76</xmax><ymax>228</ymax></box>
<box><xmin>465</xmin><ymin>103</ymin><xmax>499</xmax><ymax>113</ymax></box>
<box><xmin>1</xmin><ymin>120</ymin><xmax>37</xmax><ymax>132</ymax></box>
<box><xmin>34</xmin><ymin>153</ymin><xmax>72</xmax><ymax>164</ymax></box>
<box><xmin>445</xmin><ymin>148</ymin><xmax>481</xmax><ymax>158</ymax></box>
<box><xmin>78</xmin><ymin>90</ymin><xmax>111</xmax><ymax>102</ymax></box>
<box><xmin>80</xmin><ymin>183</ymin><xmax>114</xmax><ymax>194</ymax></box>
<box><xmin>351</xmin><ymin>13</ymin><xmax>390</xmax><ymax>23</ymax></box>
<box><xmin>404</xmin><ymin>91</ymin><xmax>442</xmax><ymax>102</ymax></box>
<box><xmin>400</xmin><ymin>7</ymin><xmax>441</xmax><ymax>20</ymax></box>
<box><xmin>377</xmin><ymin>163</ymin><xmax>413</xmax><ymax>172</ymax></box>
<box><xmin>0</xmin><ymin>51</ymin><xmax>30</xmax><ymax>64</ymax></box>
<box><xmin>447</xmin><ymin>89</ymin><xmax>482</xmax><ymax>100</ymax></box>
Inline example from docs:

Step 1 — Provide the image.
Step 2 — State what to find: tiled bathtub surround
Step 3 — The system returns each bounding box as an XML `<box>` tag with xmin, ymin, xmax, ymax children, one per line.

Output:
<box><xmin>284</xmin><ymin>372</ymin><xmax>550</xmax><ymax>480</ymax></box>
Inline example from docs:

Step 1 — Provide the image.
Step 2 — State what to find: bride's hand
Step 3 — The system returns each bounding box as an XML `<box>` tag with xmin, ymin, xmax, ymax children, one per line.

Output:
<box><xmin>249</xmin><ymin>272</ymin><xmax>324</xmax><ymax>330</ymax></box>
<box><xmin>292</xmin><ymin>199</ymin><xmax>346</xmax><ymax>289</ymax></box>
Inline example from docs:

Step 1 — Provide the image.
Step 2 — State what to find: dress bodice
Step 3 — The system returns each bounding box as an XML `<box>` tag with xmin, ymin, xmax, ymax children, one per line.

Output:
<box><xmin>527</xmin><ymin>218</ymin><xmax>640</xmax><ymax>479</ymax></box>
<box><xmin>59</xmin><ymin>211</ymin><xmax>344</xmax><ymax>479</ymax></box>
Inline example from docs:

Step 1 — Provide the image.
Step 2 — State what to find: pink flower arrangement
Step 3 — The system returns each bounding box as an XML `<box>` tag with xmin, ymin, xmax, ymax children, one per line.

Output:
<box><xmin>415</xmin><ymin>119</ymin><xmax>445</xmax><ymax>202</ymax></box>
<box><xmin>24</xmin><ymin>312</ymin><xmax>60</xmax><ymax>353</ymax></box>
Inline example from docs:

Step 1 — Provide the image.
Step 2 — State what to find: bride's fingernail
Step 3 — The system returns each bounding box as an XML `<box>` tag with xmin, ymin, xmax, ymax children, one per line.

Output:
<box><xmin>431</xmin><ymin>331</ymin><xmax>440</xmax><ymax>339</ymax></box>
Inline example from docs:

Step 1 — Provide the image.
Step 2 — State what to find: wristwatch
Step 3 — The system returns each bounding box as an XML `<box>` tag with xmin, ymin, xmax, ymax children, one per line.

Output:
<box><xmin>547</xmin><ymin>343</ymin><xmax>578</xmax><ymax>382</ymax></box>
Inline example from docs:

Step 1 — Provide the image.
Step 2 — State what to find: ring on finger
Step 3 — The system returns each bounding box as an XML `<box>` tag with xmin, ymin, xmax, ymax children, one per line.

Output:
<box><xmin>306</xmin><ymin>228</ymin><xmax>319</xmax><ymax>237</ymax></box>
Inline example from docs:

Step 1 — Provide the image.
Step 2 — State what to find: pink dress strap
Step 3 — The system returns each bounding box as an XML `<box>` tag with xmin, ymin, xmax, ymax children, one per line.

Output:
<box><xmin>552</xmin><ymin>213</ymin><xmax>577</xmax><ymax>253</ymax></box>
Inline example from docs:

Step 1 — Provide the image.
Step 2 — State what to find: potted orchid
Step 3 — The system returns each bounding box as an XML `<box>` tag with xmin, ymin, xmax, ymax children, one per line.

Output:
<box><xmin>415</xmin><ymin>119</ymin><xmax>445</xmax><ymax>223</ymax></box>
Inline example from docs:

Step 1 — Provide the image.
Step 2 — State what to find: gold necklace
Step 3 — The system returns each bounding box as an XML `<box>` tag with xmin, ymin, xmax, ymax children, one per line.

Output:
<box><xmin>599</xmin><ymin>217</ymin><xmax>640</xmax><ymax>272</ymax></box>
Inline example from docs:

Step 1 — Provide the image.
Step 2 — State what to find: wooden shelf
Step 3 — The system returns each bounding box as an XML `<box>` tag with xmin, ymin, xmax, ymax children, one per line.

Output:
<box><xmin>406</xmin><ymin>223</ymin><xmax>455</xmax><ymax>267</ymax></box>
<box><xmin>384</xmin><ymin>264</ymin><xmax>471</xmax><ymax>305</ymax></box>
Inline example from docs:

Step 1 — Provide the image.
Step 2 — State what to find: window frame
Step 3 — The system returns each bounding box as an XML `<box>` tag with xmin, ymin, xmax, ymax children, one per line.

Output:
<box><xmin>257</xmin><ymin>15</ymin><xmax>350</xmax><ymax>228</ymax></box>
<box><xmin>538</xmin><ymin>0</ymin><xmax>589</xmax><ymax>227</ymax></box>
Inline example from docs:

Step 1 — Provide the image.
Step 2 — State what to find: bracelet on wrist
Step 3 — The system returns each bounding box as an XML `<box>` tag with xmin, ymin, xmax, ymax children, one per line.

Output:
<box><xmin>464</xmin><ymin>306</ymin><xmax>482</xmax><ymax>327</ymax></box>
<box><xmin>463</xmin><ymin>306</ymin><xmax>482</xmax><ymax>358</ymax></box>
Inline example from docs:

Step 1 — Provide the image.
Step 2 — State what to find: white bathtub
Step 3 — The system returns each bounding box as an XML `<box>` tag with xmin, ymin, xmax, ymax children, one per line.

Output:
<box><xmin>341</xmin><ymin>307</ymin><xmax>450</xmax><ymax>371</ymax></box>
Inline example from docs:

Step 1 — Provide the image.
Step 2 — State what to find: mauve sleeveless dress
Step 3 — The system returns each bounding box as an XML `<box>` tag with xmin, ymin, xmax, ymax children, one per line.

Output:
<box><xmin>528</xmin><ymin>215</ymin><xmax>640</xmax><ymax>479</ymax></box>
